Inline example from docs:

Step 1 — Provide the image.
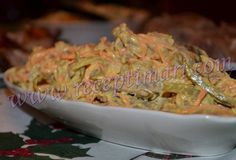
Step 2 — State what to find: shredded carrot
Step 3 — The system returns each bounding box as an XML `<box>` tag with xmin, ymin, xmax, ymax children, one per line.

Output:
<box><xmin>79</xmin><ymin>51</ymin><xmax>94</xmax><ymax>58</ymax></box>
<box><xmin>118</xmin><ymin>93</ymin><xmax>130</xmax><ymax>107</ymax></box>
<box><xmin>99</xmin><ymin>51</ymin><xmax>113</xmax><ymax>62</ymax></box>
<box><xmin>139</xmin><ymin>34</ymin><xmax>170</xmax><ymax>65</ymax></box>
<box><xmin>61</xmin><ymin>54</ymin><xmax>75</xmax><ymax>60</ymax></box>
<box><xmin>194</xmin><ymin>89</ymin><xmax>207</xmax><ymax>106</ymax></box>
<box><xmin>180</xmin><ymin>104</ymin><xmax>235</xmax><ymax>116</ymax></box>
<box><xmin>155</xmin><ymin>45</ymin><xmax>170</xmax><ymax>65</ymax></box>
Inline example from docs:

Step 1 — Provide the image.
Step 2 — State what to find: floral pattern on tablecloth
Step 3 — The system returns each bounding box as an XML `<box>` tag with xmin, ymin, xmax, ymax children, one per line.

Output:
<box><xmin>0</xmin><ymin>119</ymin><xmax>99</xmax><ymax>159</ymax></box>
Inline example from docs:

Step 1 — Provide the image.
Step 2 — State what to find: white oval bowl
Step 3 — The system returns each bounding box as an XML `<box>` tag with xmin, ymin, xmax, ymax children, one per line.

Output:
<box><xmin>4</xmin><ymin>75</ymin><xmax>236</xmax><ymax>156</ymax></box>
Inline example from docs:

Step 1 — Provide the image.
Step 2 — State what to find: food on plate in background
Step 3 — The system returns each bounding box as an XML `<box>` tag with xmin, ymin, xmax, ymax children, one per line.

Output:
<box><xmin>143</xmin><ymin>13</ymin><xmax>236</xmax><ymax>61</ymax></box>
<box><xmin>35</xmin><ymin>11</ymin><xmax>89</xmax><ymax>24</ymax></box>
<box><xmin>65</xmin><ymin>1</ymin><xmax>150</xmax><ymax>23</ymax></box>
<box><xmin>0</xmin><ymin>24</ymin><xmax>60</xmax><ymax>72</ymax></box>
<box><xmin>6</xmin><ymin>23</ymin><xmax>236</xmax><ymax>116</ymax></box>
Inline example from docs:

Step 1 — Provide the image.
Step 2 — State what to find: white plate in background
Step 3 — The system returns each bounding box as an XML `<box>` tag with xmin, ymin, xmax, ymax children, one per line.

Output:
<box><xmin>230</xmin><ymin>62</ymin><xmax>236</xmax><ymax>70</ymax></box>
<box><xmin>36</xmin><ymin>21</ymin><xmax>141</xmax><ymax>44</ymax></box>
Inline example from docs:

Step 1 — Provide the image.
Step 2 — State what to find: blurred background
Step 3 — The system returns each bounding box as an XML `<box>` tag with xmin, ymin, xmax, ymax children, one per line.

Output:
<box><xmin>1</xmin><ymin>0</ymin><xmax>236</xmax><ymax>23</ymax></box>
<box><xmin>0</xmin><ymin>0</ymin><xmax>236</xmax><ymax>72</ymax></box>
